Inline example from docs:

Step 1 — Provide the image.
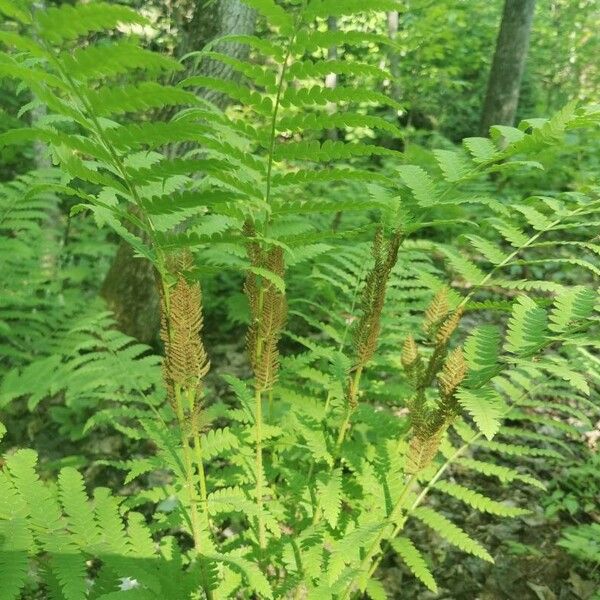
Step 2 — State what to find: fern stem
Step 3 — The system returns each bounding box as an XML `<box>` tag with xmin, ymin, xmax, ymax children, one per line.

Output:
<box><xmin>264</xmin><ymin>23</ymin><xmax>298</xmax><ymax>213</ymax></box>
<box><xmin>341</xmin><ymin>473</ymin><xmax>418</xmax><ymax>599</ymax></box>
<box><xmin>173</xmin><ymin>386</ymin><xmax>214</xmax><ymax>600</ymax></box>
<box><xmin>267</xmin><ymin>388</ymin><xmax>274</xmax><ymax>423</ymax></box>
<box><xmin>336</xmin><ymin>366</ymin><xmax>363</xmax><ymax>450</ymax></box>
<box><xmin>174</xmin><ymin>386</ymin><xmax>204</xmax><ymax>551</ymax></box>
<box><xmin>186</xmin><ymin>388</ymin><xmax>212</xmax><ymax>535</ymax></box>
<box><xmin>254</xmin><ymin>386</ymin><xmax>267</xmax><ymax>550</ymax></box>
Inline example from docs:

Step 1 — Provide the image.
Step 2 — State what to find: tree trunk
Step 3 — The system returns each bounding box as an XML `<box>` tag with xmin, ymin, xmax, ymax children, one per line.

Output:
<box><xmin>480</xmin><ymin>0</ymin><xmax>536</xmax><ymax>135</ymax></box>
<box><xmin>101</xmin><ymin>0</ymin><xmax>256</xmax><ymax>344</ymax></box>
<box><xmin>181</xmin><ymin>0</ymin><xmax>257</xmax><ymax>109</ymax></box>
<box><xmin>387</xmin><ymin>10</ymin><xmax>401</xmax><ymax>101</ymax></box>
<box><xmin>325</xmin><ymin>16</ymin><xmax>338</xmax><ymax>142</ymax></box>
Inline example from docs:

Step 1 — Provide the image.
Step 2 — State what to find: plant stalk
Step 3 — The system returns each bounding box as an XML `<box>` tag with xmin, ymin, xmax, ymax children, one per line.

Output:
<box><xmin>255</xmin><ymin>386</ymin><xmax>267</xmax><ymax>550</ymax></box>
<box><xmin>174</xmin><ymin>385</ymin><xmax>204</xmax><ymax>555</ymax></box>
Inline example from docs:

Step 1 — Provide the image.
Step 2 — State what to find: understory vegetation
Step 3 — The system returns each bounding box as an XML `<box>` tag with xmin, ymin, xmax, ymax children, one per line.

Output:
<box><xmin>0</xmin><ymin>0</ymin><xmax>598</xmax><ymax>599</ymax></box>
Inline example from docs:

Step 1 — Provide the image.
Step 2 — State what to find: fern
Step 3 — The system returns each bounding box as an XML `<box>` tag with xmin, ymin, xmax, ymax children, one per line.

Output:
<box><xmin>456</xmin><ymin>386</ymin><xmax>505</xmax><ymax>441</ymax></box>
<box><xmin>412</xmin><ymin>506</ymin><xmax>494</xmax><ymax>562</ymax></box>
<box><xmin>390</xmin><ymin>536</ymin><xmax>437</xmax><ymax>593</ymax></box>
<box><xmin>433</xmin><ymin>481</ymin><xmax>529</xmax><ymax>517</ymax></box>
<box><xmin>0</xmin><ymin>0</ymin><xmax>598</xmax><ymax>598</ymax></box>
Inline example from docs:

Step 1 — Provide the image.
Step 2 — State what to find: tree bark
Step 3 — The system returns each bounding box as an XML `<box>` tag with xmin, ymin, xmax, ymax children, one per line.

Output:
<box><xmin>101</xmin><ymin>0</ymin><xmax>256</xmax><ymax>344</ymax></box>
<box><xmin>387</xmin><ymin>10</ymin><xmax>401</xmax><ymax>102</ymax></box>
<box><xmin>325</xmin><ymin>16</ymin><xmax>338</xmax><ymax>142</ymax></box>
<box><xmin>480</xmin><ymin>0</ymin><xmax>536</xmax><ymax>135</ymax></box>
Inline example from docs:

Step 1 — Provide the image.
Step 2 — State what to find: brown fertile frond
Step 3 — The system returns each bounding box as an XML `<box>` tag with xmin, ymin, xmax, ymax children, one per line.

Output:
<box><xmin>243</xmin><ymin>232</ymin><xmax>287</xmax><ymax>392</ymax></box>
<box><xmin>181</xmin><ymin>400</ymin><xmax>208</xmax><ymax>438</ymax></box>
<box><xmin>158</xmin><ymin>286</ymin><xmax>176</xmax><ymax>408</ymax></box>
<box><xmin>401</xmin><ymin>335</ymin><xmax>423</xmax><ymax>387</ymax></box>
<box><xmin>243</xmin><ymin>219</ymin><xmax>261</xmax><ymax>266</ymax></box>
<box><xmin>353</xmin><ymin>228</ymin><xmax>403</xmax><ymax>370</ymax></box>
<box><xmin>159</xmin><ymin>251</ymin><xmax>210</xmax><ymax>411</ymax></box>
<box><xmin>402</xmin><ymin>303</ymin><xmax>467</xmax><ymax>475</ymax></box>
<box><xmin>436</xmin><ymin>307</ymin><xmax>464</xmax><ymax>347</ymax></box>
<box><xmin>243</xmin><ymin>220</ymin><xmax>262</xmax><ymax>368</ymax></box>
<box><xmin>170</xmin><ymin>248</ymin><xmax>195</xmax><ymax>273</ymax></box>
<box><xmin>415</xmin><ymin>306</ymin><xmax>464</xmax><ymax>391</ymax></box>
<box><xmin>401</xmin><ymin>335</ymin><xmax>419</xmax><ymax>367</ymax></box>
<box><xmin>405</xmin><ymin>427</ymin><xmax>445</xmax><ymax>474</ymax></box>
<box><xmin>162</xmin><ymin>275</ymin><xmax>210</xmax><ymax>389</ymax></box>
<box><xmin>438</xmin><ymin>347</ymin><xmax>467</xmax><ymax>400</ymax></box>
<box><xmin>256</xmin><ymin>246</ymin><xmax>287</xmax><ymax>390</ymax></box>
<box><xmin>423</xmin><ymin>287</ymin><xmax>450</xmax><ymax>335</ymax></box>
<box><xmin>405</xmin><ymin>396</ymin><xmax>448</xmax><ymax>474</ymax></box>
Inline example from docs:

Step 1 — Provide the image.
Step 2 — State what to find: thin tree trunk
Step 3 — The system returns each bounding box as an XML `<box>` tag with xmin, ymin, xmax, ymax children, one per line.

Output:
<box><xmin>480</xmin><ymin>0</ymin><xmax>536</xmax><ymax>135</ymax></box>
<box><xmin>101</xmin><ymin>0</ymin><xmax>256</xmax><ymax>344</ymax></box>
<box><xmin>325</xmin><ymin>16</ymin><xmax>338</xmax><ymax>142</ymax></box>
<box><xmin>326</xmin><ymin>16</ymin><xmax>344</xmax><ymax>231</ymax></box>
<box><xmin>387</xmin><ymin>10</ymin><xmax>401</xmax><ymax>101</ymax></box>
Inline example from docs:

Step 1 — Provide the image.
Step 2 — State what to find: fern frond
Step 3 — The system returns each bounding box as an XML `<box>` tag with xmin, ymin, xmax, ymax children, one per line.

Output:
<box><xmin>58</xmin><ymin>467</ymin><xmax>101</xmax><ymax>549</ymax></box>
<box><xmin>548</xmin><ymin>286</ymin><xmax>597</xmax><ymax>332</ymax></box>
<box><xmin>63</xmin><ymin>41</ymin><xmax>182</xmax><ymax>81</ymax></box>
<box><xmin>449</xmin><ymin>458</ymin><xmax>542</xmax><ymax>491</ymax></box>
<box><xmin>201</xmin><ymin>428</ymin><xmax>240</xmax><ymax>460</ymax></box>
<box><xmin>456</xmin><ymin>386</ymin><xmax>505</xmax><ymax>441</ymax></box>
<box><xmin>504</xmin><ymin>296</ymin><xmax>548</xmax><ymax>356</ymax></box>
<box><xmin>463</xmin><ymin>325</ymin><xmax>502</xmax><ymax>387</ymax></box>
<box><xmin>390</xmin><ymin>536</ymin><xmax>437</xmax><ymax>593</ymax></box>
<box><xmin>36</xmin><ymin>2</ymin><xmax>147</xmax><ymax>42</ymax></box>
<box><xmin>462</xmin><ymin>136</ymin><xmax>498</xmax><ymax>163</ymax></box>
<box><xmin>316</xmin><ymin>469</ymin><xmax>342</xmax><ymax>528</ymax></box>
<box><xmin>476</xmin><ymin>439</ymin><xmax>562</xmax><ymax>459</ymax></box>
<box><xmin>87</xmin><ymin>82</ymin><xmax>198</xmax><ymax>117</ymax></box>
<box><xmin>0</xmin><ymin>518</ymin><xmax>31</xmax><ymax>600</ymax></box>
<box><xmin>207</xmin><ymin>552</ymin><xmax>274</xmax><ymax>599</ymax></box>
<box><xmin>412</xmin><ymin>507</ymin><xmax>493</xmax><ymax>562</ymax></box>
<box><xmin>396</xmin><ymin>165</ymin><xmax>438</xmax><ymax>207</ymax></box>
<box><xmin>433</xmin><ymin>481</ymin><xmax>528</xmax><ymax>517</ymax></box>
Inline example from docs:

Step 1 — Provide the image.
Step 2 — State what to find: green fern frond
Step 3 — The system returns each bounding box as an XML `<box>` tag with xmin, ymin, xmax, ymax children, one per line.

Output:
<box><xmin>35</xmin><ymin>3</ymin><xmax>146</xmax><ymax>42</ymax></box>
<box><xmin>87</xmin><ymin>82</ymin><xmax>198</xmax><ymax>117</ymax></box>
<box><xmin>63</xmin><ymin>41</ymin><xmax>182</xmax><ymax>81</ymax></box>
<box><xmin>433</xmin><ymin>149</ymin><xmax>471</xmax><ymax>182</ymax></box>
<box><xmin>463</xmin><ymin>325</ymin><xmax>502</xmax><ymax>387</ymax></box>
<box><xmin>241</xmin><ymin>0</ymin><xmax>294</xmax><ymax>33</ymax></box>
<box><xmin>0</xmin><ymin>518</ymin><xmax>31</xmax><ymax>600</ymax></box>
<box><xmin>277</xmin><ymin>112</ymin><xmax>403</xmax><ymax>137</ymax></box>
<box><xmin>208</xmin><ymin>552</ymin><xmax>274</xmax><ymax>599</ymax></box>
<box><xmin>201</xmin><ymin>428</ymin><xmax>240</xmax><ymax>460</ymax></box>
<box><xmin>462</xmin><ymin>136</ymin><xmax>498</xmax><ymax>163</ymax></box>
<box><xmin>433</xmin><ymin>481</ymin><xmax>529</xmax><ymax>517</ymax></box>
<box><xmin>456</xmin><ymin>386</ymin><xmax>505</xmax><ymax>441</ymax></box>
<box><xmin>449</xmin><ymin>457</ymin><xmax>546</xmax><ymax>489</ymax></box>
<box><xmin>412</xmin><ymin>506</ymin><xmax>493</xmax><ymax>562</ymax></box>
<box><xmin>316</xmin><ymin>469</ymin><xmax>343</xmax><ymax>528</ymax></box>
<box><xmin>475</xmin><ymin>439</ymin><xmax>562</xmax><ymax>459</ymax></box>
<box><xmin>504</xmin><ymin>296</ymin><xmax>548</xmax><ymax>356</ymax></box>
<box><xmin>549</xmin><ymin>286</ymin><xmax>597</xmax><ymax>332</ymax></box>
<box><xmin>390</xmin><ymin>536</ymin><xmax>437</xmax><ymax>592</ymax></box>
<box><xmin>58</xmin><ymin>467</ymin><xmax>101</xmax><ymax>549</ymax></box>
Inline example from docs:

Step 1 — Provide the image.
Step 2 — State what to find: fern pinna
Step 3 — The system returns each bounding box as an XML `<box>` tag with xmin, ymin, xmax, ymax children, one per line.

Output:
<box><xmin>0</xmin><ymin>0</ymin><xmax>599</xmax><ymax>598</ymax></box>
